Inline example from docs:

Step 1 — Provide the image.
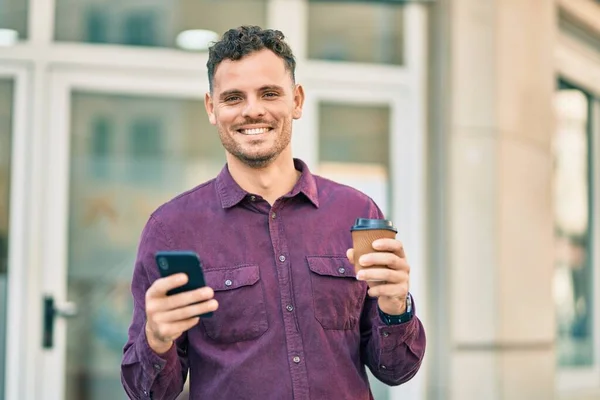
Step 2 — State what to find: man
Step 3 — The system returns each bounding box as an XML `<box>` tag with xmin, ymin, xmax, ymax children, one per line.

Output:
<box><xmin>121</xmin><ymin>26</ymin><xmax>425</xmax><ymax>400</ymax></box>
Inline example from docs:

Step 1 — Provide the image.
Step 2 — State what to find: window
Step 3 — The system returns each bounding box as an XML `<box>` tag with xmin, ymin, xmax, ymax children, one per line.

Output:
<box><xmin>122</xmin><ymin>11</ymin><xmax>158</xmax><ymax>47</ymax></box>
<box><xmin>308</xmin><ymin>0</ymin><xmax>404</xmax><ymax>65</ymax></box>
<box><xmin>317</xmin><ymin>102</ymin><xmax>392</xmax><ymax>398</ymax></box>
<box><xmin>553</xmin><ymin>82</ymin><xmax>598</xmax><ymax>371</ymax></box>
<box><xmin>0</xmin><ymin>0</ymin><xmax>28</xmax><ymax>43</ymax></box>
<box><xmin>54</xmin><ymin>0</ymin><xmax>267</xmax><ymax>49</ymax></box>
<box><xmin>66</xmin><ymin>92</ymin><xmax>224</xmax><ymax>399</ymax></box>
<box><xmin>128</xmin><ymin>117</ymin><xmax>163</xmax><ymax>182</ymax></box>
<box><xmin>319</xmin><ymin>103</ymin><xmax>390</xmax><ymax>165</ymax></box>
<box><xmin>318</xmin><ymin>102</ymin><xmax>392</xmax><ymax>215</ymax></box>
<box><xmin>85</xmin><ymin>6</ymin><xmax>109</xmax><ymax>43</ymax></box>
<box><xmin>89</xmin><ymin>116</ymin><xmax>114</xmax><ymax>179</ymax></box>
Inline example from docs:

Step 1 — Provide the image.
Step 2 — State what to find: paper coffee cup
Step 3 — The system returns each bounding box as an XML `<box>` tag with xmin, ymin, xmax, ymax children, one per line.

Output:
<box><xmin>350</xmin><ymin>218</ymin><xmax>397</xmax><ymax>274</ymax></box>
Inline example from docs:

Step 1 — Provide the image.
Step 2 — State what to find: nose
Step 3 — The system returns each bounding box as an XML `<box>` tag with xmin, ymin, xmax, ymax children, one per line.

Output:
<box><xmin>241</xmin><ymin>97</ymin><xmax>266</xmax><ymax>119</ymax></box>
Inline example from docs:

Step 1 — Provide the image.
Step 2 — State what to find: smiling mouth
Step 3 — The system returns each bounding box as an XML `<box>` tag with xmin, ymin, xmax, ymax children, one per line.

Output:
<box><xmin>237</xmin><ymin>127</ymin><xmax>273</xmax><ymax>135</ymax></box>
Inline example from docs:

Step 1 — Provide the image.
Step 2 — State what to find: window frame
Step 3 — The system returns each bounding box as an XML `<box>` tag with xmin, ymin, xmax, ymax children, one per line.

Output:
<box><xmin>556</xmin><ymin>13</ymin><xmax>600</xmax><ymax>394</ymax></box>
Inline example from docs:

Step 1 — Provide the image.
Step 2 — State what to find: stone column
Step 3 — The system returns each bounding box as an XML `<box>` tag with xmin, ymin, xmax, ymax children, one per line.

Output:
<box><xmin>447</xmin><ymin>0</ymin><xmax>556</xmax><ymax>398</ymax></box>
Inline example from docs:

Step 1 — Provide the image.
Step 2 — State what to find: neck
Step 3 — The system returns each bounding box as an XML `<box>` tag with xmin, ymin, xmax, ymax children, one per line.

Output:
<box><xmin>226</xmin><ymin>150</ymin><xmax>300</xmax><ymax>205</ymax></box>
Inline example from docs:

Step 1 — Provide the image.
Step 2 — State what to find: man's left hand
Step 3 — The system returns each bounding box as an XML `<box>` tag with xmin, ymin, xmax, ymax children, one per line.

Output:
<box><xmin>346</xmin><ymin>238</ymin><xmax>410</xmax><ymax>316</ymax></box>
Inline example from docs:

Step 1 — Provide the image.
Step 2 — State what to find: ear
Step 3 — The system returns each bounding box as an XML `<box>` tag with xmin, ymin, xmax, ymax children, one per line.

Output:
<box><xmin>205</xmin><ymin>92</ymin><xmax>217</xmax><ymax>125</ymax></box>
<box><xmin>292</xmin><ymin>84</ymin><xmax>305</xmax><ymax>120</ymax></box>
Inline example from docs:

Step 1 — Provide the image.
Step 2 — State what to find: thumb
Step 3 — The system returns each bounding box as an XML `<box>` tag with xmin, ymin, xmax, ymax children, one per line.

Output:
<box><xmin>346</xmin><ymin>248</ymin><xmax>354</xmax><ymax>264</ymax></box>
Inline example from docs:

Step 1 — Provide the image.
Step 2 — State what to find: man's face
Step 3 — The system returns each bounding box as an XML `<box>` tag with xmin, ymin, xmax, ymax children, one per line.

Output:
<box><xmin>205</xmin><ymin>49</ymin><xmax>304</xmax><ymax>168</ymax></box>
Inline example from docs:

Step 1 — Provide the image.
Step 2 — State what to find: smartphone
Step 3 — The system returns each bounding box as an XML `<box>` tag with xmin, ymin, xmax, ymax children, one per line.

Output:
<box><xmin>155</xmin><ymin>250</ymin><xmax>213</xmax><ymax>318</ymax></box>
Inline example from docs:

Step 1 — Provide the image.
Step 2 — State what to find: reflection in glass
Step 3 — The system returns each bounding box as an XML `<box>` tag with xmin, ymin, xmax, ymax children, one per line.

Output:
<box><xmin>0</xmin><ymin>79</ymin><xmax>14</xmax><ymax>400</ymax></box>
<box><xmin>0</xmin><ymin>0</ymin><xmax>28</xmax><ymax>42</ymax></box>
<box><xmin>66</xmin><ymin>92</ymin><xmax>224</xmax><ymax>400</ymax></box>
<box><xmin>308</xmin><ymin>1</ymin><xmax>404</xmax><ymax>65</ymax></box>
<box><xmin>553</xmin><ymin>87</ymin><xmax>594</xmax><ymax>367</ymax></box>
<box><xmin>54</xmin><ymin>0</ymin><xmax>266</xmax><ymax>49</ymax></box>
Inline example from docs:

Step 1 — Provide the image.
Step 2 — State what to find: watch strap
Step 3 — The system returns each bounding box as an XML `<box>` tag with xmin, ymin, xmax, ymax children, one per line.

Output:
<box><xmin>378</xmin><ymin>294</ymin><xmax>414</xmax><ymax>325</ymax></box>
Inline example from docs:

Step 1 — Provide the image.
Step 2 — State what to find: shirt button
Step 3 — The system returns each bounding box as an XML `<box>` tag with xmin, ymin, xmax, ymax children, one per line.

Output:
<box><xmin>225</xmin><ymin>279</ymin><xmax>233</xmax><ymax>286</ymax></box>
<box><xmin>153</xmin><ymin>363</ymin><xmax>161</xmax><ymax>370</ymax></box>
<box><xmin>382</xmin><ymin>331</ymin><xmax>389</xmax><ymax>337</ymax></box>
<box><xmin>338</xmin><ymin>267</ymin><xmax>346</xmax><ymax>274</ymax></box>
<box><xmin>381</xmin><ymin>365</ymin><xmax>387</xmax><ymax>370</ymax></box>
<box><xmin>250</xmin><ymin>195</ymin><xmax>256</xmax><ymax>202</ymax></box>
<box><xmin>286</xmin><ymin>304</ymin><xmax>294</xmax><ymax>312</ymax></box>
<box><xmin>279</xmin><ymin>255</ymin><xmax>286</xmax><ymax>262</ymax></box>
<box><xmin>271</xmin><ymin>212</ymin><xmax>277</xmax><ymax>219</ymax></box>
<box><xmin>293</xmin><ymin>356</ymin><xmax>301</xmax><ymax>363</ymax></box>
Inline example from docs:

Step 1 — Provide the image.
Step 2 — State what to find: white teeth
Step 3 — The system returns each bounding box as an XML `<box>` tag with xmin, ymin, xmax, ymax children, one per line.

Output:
<box><xmin>240</xmin><ymin>128</ymin><xmax>269</xmax><ymax>135</ymax></box>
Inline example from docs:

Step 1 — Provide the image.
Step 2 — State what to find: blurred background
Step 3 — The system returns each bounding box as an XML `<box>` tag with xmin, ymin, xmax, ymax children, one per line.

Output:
<box><xmin>0</xmin><ymin>0</ymin><xmax>599</xmax><ymax>399</ymax></box>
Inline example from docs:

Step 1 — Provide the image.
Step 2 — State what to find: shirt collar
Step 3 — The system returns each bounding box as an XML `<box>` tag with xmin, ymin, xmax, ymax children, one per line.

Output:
<box><xmin>215</xmin><ymin>158</ymin><xmax>319</xmax><ymax>209</ymax></box>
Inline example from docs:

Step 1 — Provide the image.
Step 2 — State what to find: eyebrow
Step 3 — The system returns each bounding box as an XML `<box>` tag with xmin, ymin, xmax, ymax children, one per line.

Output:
<box><xmin>258</xmin><ymin>85</ymin><xmax>285</xmax><ymax>93</ymax></box>
<box><xmin>219</xmin><ymin>85</ymin><xmax>285</xmax><ymax>101</ymax></box>
<box><xmin>219</xmin><ymin>89</ymin><xmax>243</xmax><ymax>100</ymax></box>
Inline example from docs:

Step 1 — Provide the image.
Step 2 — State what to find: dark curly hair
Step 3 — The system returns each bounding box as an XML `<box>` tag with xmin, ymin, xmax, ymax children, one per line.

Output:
<box><xmin>207</xmin><ymin>26</ymin><xmax>296</xmax><ymax>92</ymax></box>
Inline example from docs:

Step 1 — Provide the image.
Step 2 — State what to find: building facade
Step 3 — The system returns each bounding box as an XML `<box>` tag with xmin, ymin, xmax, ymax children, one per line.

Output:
<box><xmin>0</xmin><ymin>0</ymin><xmax>599</xmax><ymax>399</ymax></box>
<box><xmin>429</xmin><ymin>1</ymin><xmax>600</xmax><ymax>399</ymax></box>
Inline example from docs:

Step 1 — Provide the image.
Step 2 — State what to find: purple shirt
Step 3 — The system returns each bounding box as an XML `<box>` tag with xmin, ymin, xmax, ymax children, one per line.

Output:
<box><xmin>121</xmin><ymin>159</ymin><xmax>426</xmax><ymax>400</ymax></box>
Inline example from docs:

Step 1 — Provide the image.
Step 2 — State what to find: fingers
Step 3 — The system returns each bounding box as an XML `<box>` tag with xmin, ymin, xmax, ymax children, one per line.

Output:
<box><xmin>346</xmin><ymin>248</ymin><xmax>354</xmax><ymax>264</ymax></box>
<box><xmin>147</xmin><ymin>276</ymin><xmax>215</xmax><ymax>312</ymax></box>
<box><xmin>163</xmin><ymin>287</ymin><xmax>215</xmax><ymax>312</ymax></box>
<box><xmin>356</xmin><ymin>267</ymin><xmax>409</xmax><ymax>284</ymax></box>
<box><xmin>147</xmin><ymin>273</ymin><xmax>188</xmax><ymax>298</ymax></box>
<box><xmin>372</xmin><ymin>238</ymin><xmax>406</xmax><ymax>259</ymax></box>
<box><xmin>366</xmin><ymin>282</ymin><xmax>409</xmax><ymax>299</ymax></box>
<box><xmin>346</xmin><ymin>239</ymin><xmax>407</xmax><ymax>271</ymax></box>
<box><xmin>157</xmin><ymin>299</ymin><xmax>219</xmax><ymax>323</ymax></box>
<box><xmin>357</xmin><ymin>252</ymin><xmax>410</xmax><ymax>272</ymax></box>
<box><xmin>145</xmin><ymin>276</ymin><xmax>219</xmax><ymax>350</ymax></box>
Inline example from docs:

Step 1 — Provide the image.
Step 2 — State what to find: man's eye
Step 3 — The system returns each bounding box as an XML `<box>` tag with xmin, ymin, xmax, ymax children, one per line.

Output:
<box><xmin>225</xmin><ymin>96</ymin><xmax>242</xmax><ymax>102</ymax></box>
<box><xmin>264</xmin><ymin>92</ymin><xmax>278</xmax><ymax>98</ymax></box>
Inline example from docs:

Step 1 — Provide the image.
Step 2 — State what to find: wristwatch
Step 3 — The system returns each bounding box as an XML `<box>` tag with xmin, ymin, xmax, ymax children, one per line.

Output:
<box><xmin>378</xmin><ymin>294</ymin><xmax>413</xmax><ymax>325</ymax></box>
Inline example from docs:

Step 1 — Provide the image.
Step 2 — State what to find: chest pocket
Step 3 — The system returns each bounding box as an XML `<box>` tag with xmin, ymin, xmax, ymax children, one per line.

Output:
<box><xmin>201</xmin><ymin>264</ymin><xmax>269</xmax><ymax>343</ymax></box>
<box><xmin>307</xmin><ymin>256</ymin><xmax>366</xmax><ymax>330</ymax></box>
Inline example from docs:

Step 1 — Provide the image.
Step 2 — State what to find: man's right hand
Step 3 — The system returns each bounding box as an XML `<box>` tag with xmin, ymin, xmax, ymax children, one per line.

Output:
<box><xmin>145</xmin><ymin>273</ymin><xmax>219</xmax><ymax>354</ymax></box>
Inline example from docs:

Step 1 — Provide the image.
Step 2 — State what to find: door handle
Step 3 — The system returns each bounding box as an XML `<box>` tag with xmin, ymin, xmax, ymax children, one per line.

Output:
<box><xmin>42</xmin><ymin>295</ymin><xmax>78</xmax><ymax>349</ymax></box>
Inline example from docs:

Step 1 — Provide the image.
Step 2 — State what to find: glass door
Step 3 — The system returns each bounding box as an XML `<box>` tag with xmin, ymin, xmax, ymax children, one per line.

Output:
<box><xmin>296</xmin><ymin>17</ymin><xmax>429</xmax><ymax>399</ymax></box>
<box><xmin>301</xmin><ymin>84</ymin><xmax>420</xmax><ymax>400</ymax></box>
<box><xmin>0</xmin><ymin>63</ymin><xmax>29</xmax><ymax>400</ymax></box>
<box><xmin>318</xmin><ymin>99</ymin><xmax>394</xmax><ymax>400</ymax></box>
<box><xmin>0</xmin><ymin>75</ymin><xmax>15</xmax><ymax>400</ymax></box>
<box><xmin>41</xmin><ymin>69</ymin><xmax>224</xmax><ymax>400</ymax></box>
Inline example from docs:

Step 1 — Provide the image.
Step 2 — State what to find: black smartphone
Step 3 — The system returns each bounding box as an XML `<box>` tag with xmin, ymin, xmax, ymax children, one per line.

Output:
<box><xmin>155</xmin><ymin>250</ymin><xmax>213</xmax><ymax>318</ymax></box>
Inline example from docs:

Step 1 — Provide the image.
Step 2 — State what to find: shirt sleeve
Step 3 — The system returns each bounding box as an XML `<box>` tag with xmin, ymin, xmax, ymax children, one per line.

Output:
<box><xmin>360</xmin><ymin>295</ymin><xmax>426</xmax><ymax>385</ymax></box>
<box><xmin>358</xmin><ymin>198</ymin><xmax>426</xmax><ymax>385</ymax></box>
<box><xmin>121</xmin><ymin>215</ymin><xmax>189</xmax><ymax>400</ymax></box>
